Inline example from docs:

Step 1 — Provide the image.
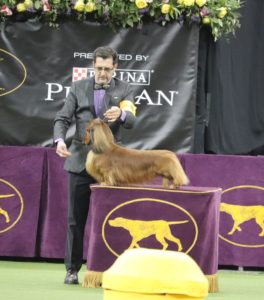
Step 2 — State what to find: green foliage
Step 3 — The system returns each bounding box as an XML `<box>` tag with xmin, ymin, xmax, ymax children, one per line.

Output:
<box><xmin>0</xmin><ymin>0</ymin><xmax>242</xmax><ymax>41</ymax></box>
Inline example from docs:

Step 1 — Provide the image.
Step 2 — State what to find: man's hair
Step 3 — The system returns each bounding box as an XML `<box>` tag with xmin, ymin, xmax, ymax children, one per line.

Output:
<box><xmin>93</xmin><ymin>46</ymin><xmax>118</xmax><ymax>65</ymax></box>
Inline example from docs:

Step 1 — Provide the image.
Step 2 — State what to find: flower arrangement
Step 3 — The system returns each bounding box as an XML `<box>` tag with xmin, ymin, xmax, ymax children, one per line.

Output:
<box><xmin>0</xmin><ymin>0</ymin><xmax>242</xmax><ymax>41</ymax></box>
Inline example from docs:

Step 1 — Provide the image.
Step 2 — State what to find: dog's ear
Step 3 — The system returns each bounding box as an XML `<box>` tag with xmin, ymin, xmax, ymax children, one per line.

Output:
<box><xmin>83</xmin><ymin>124</ymin><xmax>91</xmax><ymax>145</ymax></box>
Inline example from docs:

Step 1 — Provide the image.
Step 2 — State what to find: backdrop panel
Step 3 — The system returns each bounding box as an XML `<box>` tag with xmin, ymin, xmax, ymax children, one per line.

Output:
<box><xmin>0</xmin><ymin>20</ymin><xmax>199</xmax><ymax>152</ymax></box>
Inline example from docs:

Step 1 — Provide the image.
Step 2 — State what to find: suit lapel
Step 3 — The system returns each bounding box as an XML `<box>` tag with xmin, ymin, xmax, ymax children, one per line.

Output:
<box><xmin>86</xmin><ymin>78</ymin><xmax>96</xmax><ymax>117</ymax></box>
<box><xmin>105</xmin><ymin>78</ymin><xmax>116</xmax><ymax>108</ymax></box>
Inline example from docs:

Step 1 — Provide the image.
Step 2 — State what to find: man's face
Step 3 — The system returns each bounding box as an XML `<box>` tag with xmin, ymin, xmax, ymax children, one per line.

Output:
<box><xmin>93</xmin><ymin>57</ymin><xmax>117</xmax><ymax>84</ymax></box>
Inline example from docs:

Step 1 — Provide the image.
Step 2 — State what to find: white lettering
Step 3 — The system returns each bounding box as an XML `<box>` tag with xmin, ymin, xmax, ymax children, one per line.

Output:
<box><xmin>137</xmin><ymin>73</ymin><xmax>147</xmax><ymax>83</ymax></box>
<box><xmin>44</xmin><ymin>83</ymin><xmax>70</xmax><ymax>101</ymax></box>
<box><xmin>156</xmin><ymin>90</ymin><xmax>178</xmax><ymax>106</ymax></box>
<box><xmin>135</xmin><ymin>55</ymin><xmax>149</xmax><ymax>61</ymax></box>
<box><xmin>135</xmin><ymin>90</ymin><xmax>179</xmax><ymax>106</ymax></box>
<box><xmin>73</xmin><ymin>52</ymin><xmax>148</xmax><ymax>62</ymax></box>
<box><xmin>118</xmin><ymin>54</ymin><xmax>133</xmax><ymax>61</ymax></box>
<box><xmin>115</xmin><ymin>70</ymin><xmax>150</xmax><ymax>85</ymax></box>
<box><xmin>73</xmin><ymin>52</ymin><xmax>93</xmax><ymax>59</ymax></box>
<box><xmin>65</xmin><ymin>86</ymin><xmax>71</xmax><ymax>98</ymax></box>
<box><xmin>135</xmin><ymin>89</ymin><xmax>159</xmax><ymax>105</ymax></box>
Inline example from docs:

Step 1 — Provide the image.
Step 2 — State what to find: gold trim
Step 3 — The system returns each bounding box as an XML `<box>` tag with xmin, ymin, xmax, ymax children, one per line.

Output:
<box><xmin>82</xmin><ymin>270</ymin><xmax>103</xmax><ymax>288</ymax></box>
<box><xmin>0</xmin><ymin>49</ymin><xmax>27</xmax><ymax>97</ymax></box>
<box><xmin>206</xmin><ymin>274</ymin><xmax>219</xmax><ymax>293</ymax></box>
<box><xmin>91</xmin><ymin>184</ymin><xmax>222</xmax><ymax>195</ymax></box>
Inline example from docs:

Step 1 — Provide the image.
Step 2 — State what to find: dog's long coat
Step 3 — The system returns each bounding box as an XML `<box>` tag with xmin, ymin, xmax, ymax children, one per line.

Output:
<box><xmin>84</xmin><ymin>118</ymin><xmax>189</xmax><ymax>188</ymax></box>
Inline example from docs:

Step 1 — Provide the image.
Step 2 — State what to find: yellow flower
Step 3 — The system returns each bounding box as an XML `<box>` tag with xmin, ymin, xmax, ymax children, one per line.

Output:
<box><xmin>74</xmin><ymin>0</ymin><xmax>85</xmax><ymax>12</ymax></box>
<box><xmin>202</xmin><ymin>16</ymin><xmax>210</xmax><ymax>24</ymax></box>
<box><xmin>24</xmin><ymin>0</ymin><xmax>33</xmax><ymax>8</ymax></box>
<box><xmin>85</xmin><ymin>2</ymin><xmax>96</xmax><ymax>12</ymax></box>
<box><xmin>195</xmin><ymin>0</ymin><xmax>206</xmax><ymax>7</ymax></box>
<box><xmin>177</xmin><ymin>0</ymin><xmax>184</xmax><ymax>4</ymax></box>
<box><xmin>161</xmin><ymin>4</ymin><xmax>171</xmax><ymax>14</ymax></box>
<box><xmin>183</xmin><ymin>0</ymin><xmax>195</xmax><ymax>7</ymax></box>
<box><xmin>17</xmin><ymin>3</ymin><xmax>27</xmax><ymax>12</ymax></box>
<box><xmin>135</xmin><ymin>0</ymin><xmax>148</xmax><ymax>9</ymax></box>
<box><xmin>218</xmin><ymin>7</ymin><xmax>227</xmax><ymax>19</ymax></box>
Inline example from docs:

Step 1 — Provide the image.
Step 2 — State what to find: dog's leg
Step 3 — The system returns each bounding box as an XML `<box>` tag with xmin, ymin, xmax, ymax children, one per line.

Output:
<box><xmin>162</xmin><ymin>178</ymin><xmax>170</xmax><ymax>188</ymax></box>
<box><xmin>155</xmin><ymin>234</ymin><xmax>169</xmax><ymax>250</ymax></box>
<box><xmin>128</xmin><ymin>238</ymin><xmax>140</xmax><ymax>249</ymax></box>
<box><xmin>170</xmin><ymin>158</ymin><xmax>189</xmax><ymax>188</ymax></box>
<box><xmin>164</xmin><ymin>232</ymin><xmax>183</xmax><ymax>252</ymax></box>
<box><xmin>228</xmin><ymin>220</ymin><xmax>242</xmax><ymax>235</ymax></box>
<box><xmin>0</xmin><ymin>208</ymin><xmax>10</xmax><ymax>223</ymax></box>
<box><xmin>255</xmin><ymin>216</ymin><xmax>264</xmax><ymax>236</ymax></box>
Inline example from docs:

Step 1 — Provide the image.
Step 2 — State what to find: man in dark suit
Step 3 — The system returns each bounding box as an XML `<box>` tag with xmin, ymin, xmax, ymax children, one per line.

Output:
<box><xmin>54</xmin><ymin>46</ymin><xmax>136</xmax><ymax>284</ymax></box>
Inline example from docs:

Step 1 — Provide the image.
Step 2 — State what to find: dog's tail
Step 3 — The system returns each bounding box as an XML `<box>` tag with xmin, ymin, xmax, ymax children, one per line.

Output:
<box><xmin>172</xmin><ymin>156</ymin><xmax>189</xmax><ymax>187</ymax></box>
<box><xmin>168</xmin><ymin>220</ymin><xmax>189</xmax><ymax>225</ymax></box>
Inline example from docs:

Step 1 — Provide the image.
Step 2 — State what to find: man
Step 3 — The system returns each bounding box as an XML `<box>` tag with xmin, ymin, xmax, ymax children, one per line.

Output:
<box><xmin>54</xmin><ymin>46</ymin><xmax>136</xmax><ymax>284</ymax></box>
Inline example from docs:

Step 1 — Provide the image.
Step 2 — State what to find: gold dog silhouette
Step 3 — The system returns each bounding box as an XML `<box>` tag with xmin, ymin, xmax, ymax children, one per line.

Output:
<box><xmin>109</xmin><ymin>217</ymin><xmax>188</xmax><ymax>251</ymax></box>
<box><xmin>220</xmin><ymin>202</ymin><xmax>264</xmax><ymax>236</ymax></box>
<box><xmin>0</xmin><ymin>207</ymin><xmax>10</xmax><ymax>223</ymax></box>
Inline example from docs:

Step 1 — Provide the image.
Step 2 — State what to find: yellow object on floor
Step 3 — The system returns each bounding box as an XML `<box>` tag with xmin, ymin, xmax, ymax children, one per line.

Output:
<box><xmin>102</xmin><ymin>248</ymin><xmax>209</xmax><ymax>299</ymax></box>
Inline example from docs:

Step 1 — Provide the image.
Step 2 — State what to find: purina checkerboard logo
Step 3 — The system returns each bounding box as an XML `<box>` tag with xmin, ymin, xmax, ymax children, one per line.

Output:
<box><xmin>72</xmin><ymin>67</ymin><xmax>88</xmax><ymax>82</ymax></box>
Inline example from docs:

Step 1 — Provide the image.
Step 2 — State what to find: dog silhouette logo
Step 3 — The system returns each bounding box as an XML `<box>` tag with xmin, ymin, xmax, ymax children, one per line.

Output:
<box><xmin>0</xmin><ymin>203</ymin><xmax>11</xmax><ymax>223</ymax></box>
<box><xmin>220</xmin><ymin>203</ymin><xmax>264</xmax><ymax>237</ymax></box>
<box><xmin>0</xmin><ymin>49</ymin><xmax>27</xmax><ymax>97</ymax></box>
<box><xmin>219</xmin><ymin>185</ymin><xmax>264</xmax><ymax>248</ymax></box>
<box><xmin>102</xmin><ymin>198</ymin><xmax>198</xmax><ymax>257</ymax></box>
<box><xmin>0</xmin><ymin>178</ymin><xmax>24</xmax><ymax>234</ymax></box>
<box><xmin>108</xmin><ymin>217</ymin><xmax>189</xmax><ymax>251</ymax></box>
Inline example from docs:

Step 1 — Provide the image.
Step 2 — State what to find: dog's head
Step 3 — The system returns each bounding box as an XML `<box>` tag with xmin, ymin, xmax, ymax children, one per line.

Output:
<box><xmin>108</xmin><ymin>217</ymin><xmax>125</xmax><ymax>227</ymax></box>
<box><xmin>83</xmin><ymin>118</ymin><xmax>115</xmax><ymax>152</ymax></box>
<box><xmin>83</xmin><ymin>118</ymin><xmax>105</xmax><ymax>145</ymax></box>
<box><xmin>84</xmin><ymin>119</ymin><xmax>97</xmax><ymax>145</ymax></box>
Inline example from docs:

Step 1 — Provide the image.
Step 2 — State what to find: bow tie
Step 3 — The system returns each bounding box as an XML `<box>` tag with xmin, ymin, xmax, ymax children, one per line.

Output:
<box><xmin>94</xmin><ymin>83</ymin><xmax>110</xmax><ymax>90</ymax></box>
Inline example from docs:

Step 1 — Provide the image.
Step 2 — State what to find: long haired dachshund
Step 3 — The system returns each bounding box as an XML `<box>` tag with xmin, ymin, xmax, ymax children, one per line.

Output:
<box><xmin>84</xmin><ymin>118</ymin><xmax>189</xmax><ymax>188</ymax></box>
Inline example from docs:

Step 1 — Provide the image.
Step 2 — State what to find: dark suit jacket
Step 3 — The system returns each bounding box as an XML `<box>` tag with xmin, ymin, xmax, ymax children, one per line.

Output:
<box><xmin>53</xmin><ymin>77</ymin><xmax>136</xmax><ymax>173</ymax></box>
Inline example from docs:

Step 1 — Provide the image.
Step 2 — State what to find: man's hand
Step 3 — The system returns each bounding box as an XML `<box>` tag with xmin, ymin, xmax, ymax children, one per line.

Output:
<box><xmin>56</xmin><ymin>140</ymin><xmax>71</xmax><ymax>157</ymax></box>
<box><xmin>104</xmin><ymin>106</ymin><xmax>122</xmax><ymax>123</ymax></box>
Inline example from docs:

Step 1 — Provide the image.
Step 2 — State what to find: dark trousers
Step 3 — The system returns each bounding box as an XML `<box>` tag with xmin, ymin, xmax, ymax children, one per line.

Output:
<box><xmin>64</xmin><ymin>170</ymin><xmax>96</xmax><ymax>272</ymax></box>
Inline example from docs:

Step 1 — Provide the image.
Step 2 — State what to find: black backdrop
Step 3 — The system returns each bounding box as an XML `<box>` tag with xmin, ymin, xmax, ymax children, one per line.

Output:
<box><xmin>195</xmin><ymin>0</ymin><xmax>264</xmax><ymax>155</ymax></box>
<box><xmin>0</xmin><ymin>21</ymin><xmax>199</xmax><ymax>152</ymax></box>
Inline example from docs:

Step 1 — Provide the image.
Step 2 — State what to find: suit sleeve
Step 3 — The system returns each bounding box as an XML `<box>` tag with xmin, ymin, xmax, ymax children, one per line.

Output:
<box><xmin>53</xmin><ymin>83</ymin><xmax>77</xmax><ymax>141</ymax></box>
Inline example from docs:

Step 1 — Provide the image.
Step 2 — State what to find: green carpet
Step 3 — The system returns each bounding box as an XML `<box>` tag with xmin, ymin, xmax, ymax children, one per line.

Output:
<box><xmin>0</xmin><ymin>261</ymin><xmax>263</xmax><ymax>300</ymax></box>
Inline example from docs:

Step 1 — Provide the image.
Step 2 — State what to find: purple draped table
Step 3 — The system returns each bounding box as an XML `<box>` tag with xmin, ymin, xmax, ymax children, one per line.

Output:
<box><xmin>84</xmin><ymin>184</ymin><xmax>222</xmax><ymax>292</ymax></box>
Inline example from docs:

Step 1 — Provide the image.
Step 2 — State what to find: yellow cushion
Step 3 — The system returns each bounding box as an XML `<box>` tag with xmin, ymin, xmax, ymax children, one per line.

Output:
<box><xmin>104</xmin><ymin>289</ymin><xmax>206</xmax><ymax>300</ymax></box>
<box><xmin>102</xmin><ymin>248</ymin><xmax>208</xmax><ymax>298</ymax></box>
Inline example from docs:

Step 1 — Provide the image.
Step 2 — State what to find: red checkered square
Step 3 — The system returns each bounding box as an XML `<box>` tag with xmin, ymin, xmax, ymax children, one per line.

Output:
<box><xmin>72</xmin><ymin>67</ymin><xmax>88</xmax><ymax>82</ymax></box>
